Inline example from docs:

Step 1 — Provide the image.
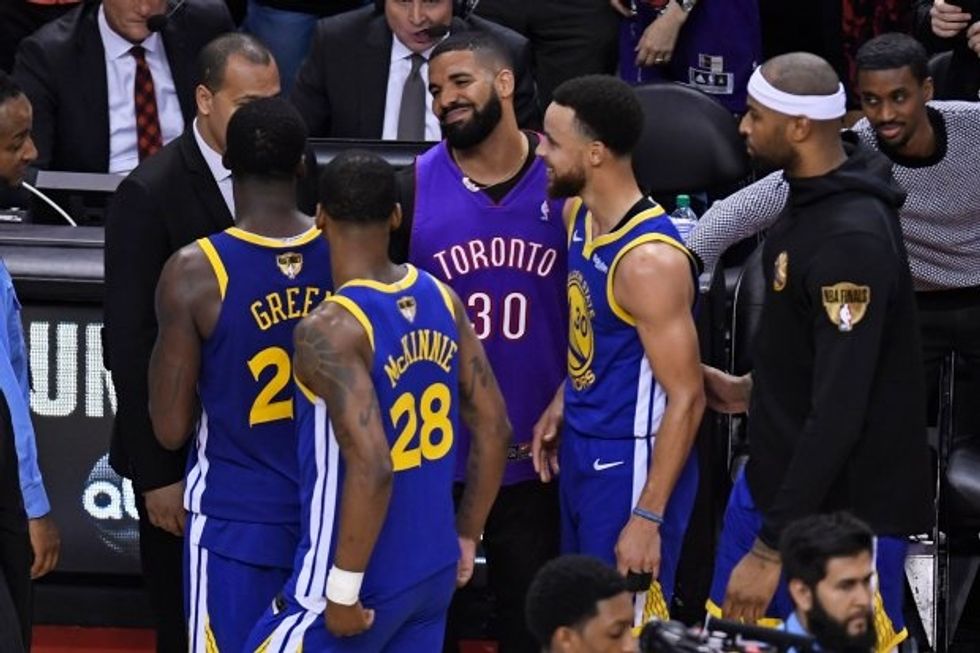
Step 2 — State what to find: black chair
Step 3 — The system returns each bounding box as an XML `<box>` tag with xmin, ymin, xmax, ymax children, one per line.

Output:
<box><xmin>629</xmin><ymin>84</ymin><xmax>752</xmax><ymax>624</ymax></box>
<box><xmin>632</xmin><ymin>82</ymin><xmax>750</xmax><ymax>198</ymax></box>
<box><xmin>729</xmin><ymin>244</ymin><xmax>765</xmax><ymax>377</ymax></box>
<box><xmin>925</xmin><ymin>353</ymin><xmax>980</xmax><ymax>651</ymax></box>
<box><xmin>721</xmin><ymin>243</ymin><xmax>765</xmax><ymax>476</ymax></box>
<box><xmin>928</xmin><ymin>51</ymin><xmax>954</xmax><ymax>101</ymax></box>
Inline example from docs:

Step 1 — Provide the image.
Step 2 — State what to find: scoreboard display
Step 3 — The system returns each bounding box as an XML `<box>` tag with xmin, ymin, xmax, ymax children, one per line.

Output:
<box><xmin>25</xmin><ymin>302</ymin><xmax>140</xmax><ymax>575</ymax></box>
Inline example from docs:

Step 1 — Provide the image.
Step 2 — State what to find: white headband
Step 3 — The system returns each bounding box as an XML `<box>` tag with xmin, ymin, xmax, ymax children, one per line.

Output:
<box><xmin>747</xmin><ymin>67</ymin><xmax>846</xmax><ymax>120</ymax></box>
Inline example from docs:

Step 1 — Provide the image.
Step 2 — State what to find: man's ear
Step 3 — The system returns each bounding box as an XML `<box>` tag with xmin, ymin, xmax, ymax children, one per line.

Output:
<box><xmin>195</xmin><ymin>84</ymin><xmax>213</xmax><ymax>117</ymax></box>
<box><xmin>494</xmin><ymin>68</ymin><xmax>516</xmax><ymax>100</ymax></box>
<box><xmin>587</xmin><ymin>140</ymin><xmax>605</xmax><ymax>168</ymax></box>
<box><xmin>315</xmin><ymin>203</ymin><xmax>327</xmax><ymax>231</ymax></box>
<box><xmin>922</xmin><ymin>76</ymin><xmax>935</xmax><ymax>103</ymax></box>
<box><xmin>788</xmin><ymin>578</ymin><xmax>814</xmax><ymax>613</ymax></box>
<box><xmin>296</xmin><ymin>153</ymin><xmax>308</xmax><ymax>179</ymax></box>
<box><xmin>787</xmin><ymin>115</ymin><xmax>812</xmax><ymax>144</ymax></box>
<box><xmin>551</xmin><ymin>625</ymin><xmax>576</xmax><ymax>652</ymax></box>
<box><xmin>390</xmin><ymin>202</ymin><xmax>403</xmax><ymax>231</ymax></box>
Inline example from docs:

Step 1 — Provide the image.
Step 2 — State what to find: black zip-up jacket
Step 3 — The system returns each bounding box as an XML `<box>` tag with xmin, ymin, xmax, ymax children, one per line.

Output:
<box><xmin>746</xmin><ymin>139</ymin><xmax>934</xmax><ymax>547</ymax></box>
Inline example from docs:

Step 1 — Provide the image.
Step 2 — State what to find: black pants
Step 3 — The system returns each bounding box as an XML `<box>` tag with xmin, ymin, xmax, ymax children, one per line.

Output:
<box><xmin>917</xmin><ymin>287</ymin><xmax>980</xmax><ymax>439</ymax></box>
<box><xmin>473</xmin><ymin>0</ymin><xmax>620</xmax><ymax>107</ymax></box>
<box><xmin>0</xmin><ymin>389</ymin><xmax>30</xmax><ymax>652</ymax></box>
<box><xmin>0</xmin><ymin>527</ymin><xmax>30</xmax><ymax>653</ymax></box>
<box><xmin>135</xmin><ymin>492</ymin><xmax>187</xmax><ymax>653</ymax></box>
<box><xmin>444</xmin><ymin>479</ymin><xmax>559</xmax><ymax>653</ymax></box>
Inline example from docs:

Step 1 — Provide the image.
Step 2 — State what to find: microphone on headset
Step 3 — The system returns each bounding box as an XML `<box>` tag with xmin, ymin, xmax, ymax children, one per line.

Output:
<box><xmin>146</xmin><ymin>0</ymin><xmax>188</xmax><ymax>32</ymax></box>
<box><xmin>422</xmin><ymin>24</ymin><xmax>451</xmax><ymax>39</ymax></box>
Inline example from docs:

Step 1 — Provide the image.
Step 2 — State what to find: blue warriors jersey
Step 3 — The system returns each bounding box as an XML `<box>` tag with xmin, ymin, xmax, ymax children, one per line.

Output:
<box><xmin>564</xmin><ymin>198</ymin><xmax>697</xmax><ymax>438</ymax></box>
<box><xmin>285</xmin><ymin>265</ymin><xmax>461</xmax><ymax>611</ymax></box>
<box><xmin>185</xmin><ymin>226</ymin><xmax>332</xmax><ymax>568</ymax></box>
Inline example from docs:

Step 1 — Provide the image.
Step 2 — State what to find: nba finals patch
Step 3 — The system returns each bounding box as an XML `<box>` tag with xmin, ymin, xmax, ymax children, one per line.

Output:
<box><xmin>821</xmin><ymin>282</ymin><xmax>870</xmax><ymax>332</ymax></box>
<box><xmin>397</xmin><ymin>296</ymin><xmax>417</xmax><ymax>323</ymax></box>
<box><xmin>773</xmin><ymin>251</ymin><xmax>788</xmax><ymax>291</ymax></box>
<box><xmin>276</xmin><ymin>252</ymin><xmax>303</xmax><ymax>279</ymax></box>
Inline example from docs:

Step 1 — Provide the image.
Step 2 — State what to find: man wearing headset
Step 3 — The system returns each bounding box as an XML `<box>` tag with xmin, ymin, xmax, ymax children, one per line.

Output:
<box><xmin>289</xmin><ymin>0</ymin><xmax>540</xmax><ymax>139</ymax></box>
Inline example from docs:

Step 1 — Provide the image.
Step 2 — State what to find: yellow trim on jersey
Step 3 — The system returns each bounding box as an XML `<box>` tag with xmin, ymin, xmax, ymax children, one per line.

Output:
<box><xmin>339</xmin><ymin>264</ymin><xmax>419</xmax><ymax>294</ymax></box>
<box><xmin>326</xmin><ymin>295</ymin><xmax>376</xmax><ymax>353</ymax></box>
<box><xmin>704</xmin><ymin>599</ymin><xmax>783</xmax><ymax>629</ymax></box>
<box><xmin>204</xmin><ymin>618</ymin><xmax>220</xmax><ymax>653</ymax></box>
<box><xmin>295</xmin><ymin>375</ymin><xmax>318</xmax><ymax>405</ymax></box>
<box><xmin>872</xmin><ymin>591</ymin><xmax>907</xmax><ymax>653</ymax></box>
<box><xmin>435</xmin><ymin>280</ymin><xmax>456</xmax><ymax>320</ymax></box>
<box><xmin>643</xmin><ymin>580</ymin><xmax>670</xmax><ymax>622</ymax></box>
<box><xmin>583</xmin><ymin>206</ymin><xmax>665</xmax><ymax>259</ymax></box>
<box><xmin>196</xmin><ymin>238</ymin><xmax>228</xmax><ymax>301</ymax></box>
<box><xmin>253</xmin><ymin>633</ymin><xmax>272</xmax><ymax>653</ymax></box>
<box><xmin>631</xmin><ymin>580</ymin><xmax>670</xmax><ymax>637</ymax></box>
<box><xmin>225</xmin><ymin>225</ymin><xmax>321</xmax><ymax>248</ymax></box>
<box><xmin>565</xmin><ymin>197</ymin><xmax>584</xmax><ymax>247</ymax></box>
<box><xmin>606</xmin><ymin>233</ymin><xmax>695</xmax><ymax>326</ymax></box>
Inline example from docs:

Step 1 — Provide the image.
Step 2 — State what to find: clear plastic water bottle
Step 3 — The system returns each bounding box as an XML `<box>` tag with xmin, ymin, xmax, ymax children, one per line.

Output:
<box><xmin>670</xmin><ymin>194</ymin><xmax>698</xmax><ymax>245</ymax></box>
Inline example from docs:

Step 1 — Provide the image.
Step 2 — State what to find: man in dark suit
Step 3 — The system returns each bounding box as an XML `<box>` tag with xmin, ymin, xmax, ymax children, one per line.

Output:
<box><xmin>12</xmin><ymin>0</ymin><xmax>234</xmax><ymax>173</ymax></box>
<box><xmin>103</xmin><ymin>33</ymin><xmax>280</xmax><ymax>652</ymax></box>
<box><xmin>291</xmin><ymin>0</ymin><xmax>540</xmax><ymax>138</ymax></box>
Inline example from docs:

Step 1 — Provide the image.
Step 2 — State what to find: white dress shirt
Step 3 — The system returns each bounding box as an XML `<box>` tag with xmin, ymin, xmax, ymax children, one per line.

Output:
<box><xmin>192</xmin><ymin>118</ymin><xmax>234</xmax><ymax>217</ymax></box>
<box><xmin>98</xmin><ymin>5</ymin><xmax>184</xmax><ymax>174</ymax></box>
<box><xmin>382</xmin><ymin>36</ymin><xmax>441</xmax><ymax>142</ymax></box>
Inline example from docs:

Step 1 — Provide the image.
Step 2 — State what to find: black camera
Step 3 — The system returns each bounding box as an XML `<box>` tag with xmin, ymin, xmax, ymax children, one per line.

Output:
<box><xmin>639</xmin><ymin>618</ymin><xmax>817</xmax><ymax>653</ymax></box>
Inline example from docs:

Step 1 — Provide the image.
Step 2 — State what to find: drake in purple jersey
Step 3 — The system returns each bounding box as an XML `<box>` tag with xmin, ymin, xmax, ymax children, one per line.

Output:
<box><xmin>408</xmin><ymin>139</ymin><xmax>567</xmax><ymax>486</ymax></box>
<box><xmin>390</xmin><ymin>33</ymin><xmax>565</xmax><ymax>653</ymax></box>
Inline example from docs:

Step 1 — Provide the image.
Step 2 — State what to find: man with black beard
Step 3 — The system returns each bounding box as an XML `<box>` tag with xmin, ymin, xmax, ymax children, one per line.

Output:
<box><xmin>390</xmin><ymin>32</ymin><xmax>566</xmax><ymax>653</ymax></box>
<box><xmin>702</xmin><ymin>53</ymin><xmax>931</xmax><ymax>653</ymax></box>
<box><xmin>780</xmin><ymin>513</ymin><xmax>878</xmax><ymax>653</ymax></box>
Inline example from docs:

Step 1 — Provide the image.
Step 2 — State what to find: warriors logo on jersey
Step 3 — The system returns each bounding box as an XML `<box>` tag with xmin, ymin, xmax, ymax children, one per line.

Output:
<box><xmin>567</xmin><ymin>270</ymin><xmax>596</xmax><ymax>391</ymax></box>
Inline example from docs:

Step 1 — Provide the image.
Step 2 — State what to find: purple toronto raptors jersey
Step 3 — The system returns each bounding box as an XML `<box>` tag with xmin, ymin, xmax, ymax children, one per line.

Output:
<box><xmin>409</xmin><ymin>141</ymin><xmax>567</xmax><ymax>485</ymax></box>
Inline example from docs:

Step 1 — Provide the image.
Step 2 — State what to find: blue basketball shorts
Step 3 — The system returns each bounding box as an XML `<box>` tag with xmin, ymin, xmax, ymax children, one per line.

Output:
<box><xmin>558</xmin><ymin>429</ymin><xmax>699</xmax><ymax>621</ymax></box>
<box><xmin>184</xmin><ymin>513</ymin><xmax>293</xmax><ymax>653</ymax></box>
<box><xmin>244</xmin><ymin>563</ymin><xmax>457</xmax><ymax>653</ymax></box>
<box><xmin>707</xmin><ymin>471</ymin><xmax>909</xmax><ymax>653</ymax></box>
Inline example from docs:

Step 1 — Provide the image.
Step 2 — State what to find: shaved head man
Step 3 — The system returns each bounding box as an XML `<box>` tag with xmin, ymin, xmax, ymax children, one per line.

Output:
<box><xmin>740</xmin><ymin>53</ymin><xmax>846</xmax><ymax>173</ymax></box>
<box><xmin>704</xmin><ymin>53</ymin><xmax>932</xmax><ymax>653</ymax></box>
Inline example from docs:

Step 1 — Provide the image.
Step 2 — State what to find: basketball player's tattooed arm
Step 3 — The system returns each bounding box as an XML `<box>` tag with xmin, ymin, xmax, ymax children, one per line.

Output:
<box><xmin>294</xmin><ymin>304</ymin><xmax>393</xmax><ymax>634</ymax></box>
<box><xmin>148</xmin><ymin>246</ymin><xmax>216</xmax><ymax>451</ymax></box>
<box><xmin>612</xmin><ymin>242</ymin><xmax>705</xmax><ymax>578</ymax></box>
<box><xmin>448</xmin><ymin>287</ymin><xmax>511</xmax><ymax>587</ymax></box>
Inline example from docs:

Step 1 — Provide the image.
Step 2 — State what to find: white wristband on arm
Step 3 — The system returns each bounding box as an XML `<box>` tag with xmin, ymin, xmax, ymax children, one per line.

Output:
<box><xmin>325</xmin><ymin>566</ymin><xmax>364</xmax><ymax>606</ymax></box>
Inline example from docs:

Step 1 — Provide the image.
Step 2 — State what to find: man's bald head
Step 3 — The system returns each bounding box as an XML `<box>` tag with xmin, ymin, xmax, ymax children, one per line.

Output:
<box><xmin>741</xmin><ymin>53</ymin><xmax>847</xmax><ymax>173</ymax></box>
<box><xmin>761</xmin><ymin>53</ymin><xmax>841</xmax><ymax>96</ymax></box>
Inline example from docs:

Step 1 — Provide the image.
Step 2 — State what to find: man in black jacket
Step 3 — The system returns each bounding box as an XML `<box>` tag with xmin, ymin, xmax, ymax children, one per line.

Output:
<box><xmin>290</xmin><ymin>0</ymin><xmax>540</xmax><ymax>139</ymax></box>
<box><xmin>13</xmin><ymin>0</ymin><xmax>233</xmax><ymax>173</ymax></box>
<box><xmin>702</xmin><ymin>53</ymin><xmax>931</xmax><ymax>653</ymax></box>
<box><xmin>104</xmin><ymin>33</ymin><xmax>280</xmax><ymax>652</ymax></box>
